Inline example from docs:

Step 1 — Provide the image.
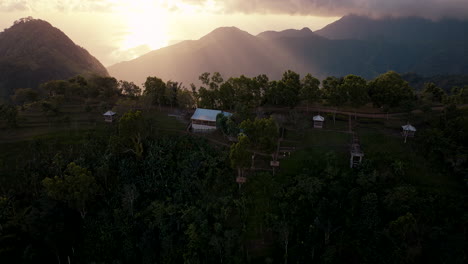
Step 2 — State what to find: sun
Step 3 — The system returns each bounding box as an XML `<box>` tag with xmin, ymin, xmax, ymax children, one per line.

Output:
<box><xmin>117</xmin><ymin>1</ymin><xmax>170</xmax><ymax>52</ymax></box>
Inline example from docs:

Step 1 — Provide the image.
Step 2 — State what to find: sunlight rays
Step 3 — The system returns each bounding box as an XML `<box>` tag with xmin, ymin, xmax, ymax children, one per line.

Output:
<box><xmin>115</xmin><ymin>1</ymin><xmax>169</xmax><ymax>52</ymax></box>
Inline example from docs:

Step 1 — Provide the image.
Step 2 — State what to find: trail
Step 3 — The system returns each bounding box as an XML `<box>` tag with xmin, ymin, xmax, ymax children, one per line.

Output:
<box><xmin>260</xmin><ymin>104</ymin><xmax>468</xmax><ymax>120</ymax></box>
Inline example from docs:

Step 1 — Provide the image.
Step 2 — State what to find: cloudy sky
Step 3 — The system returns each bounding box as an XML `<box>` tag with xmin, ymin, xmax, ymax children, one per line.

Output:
<box><xmin>1</xmin><ymin>0</ymin><xmax>467</xmax><ymax>66</ymax></box>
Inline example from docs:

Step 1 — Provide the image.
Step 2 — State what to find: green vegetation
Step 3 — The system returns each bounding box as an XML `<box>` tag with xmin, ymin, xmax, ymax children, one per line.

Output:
<box><xmin>0</xmin><ymin>70</ymin><xmax>467</xmax><ymax>263</ymax></box>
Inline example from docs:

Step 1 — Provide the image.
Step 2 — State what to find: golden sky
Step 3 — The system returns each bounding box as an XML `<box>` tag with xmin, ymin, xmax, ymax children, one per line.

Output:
<box><xmin>1</xmin><ymin>0</ymin><xmax>467</xmax><ymax>66</ymax></box>
<box><xmin>0</xmin><ymin>1</ymin><xmax>340</xmax><ymax>66</ymax></box>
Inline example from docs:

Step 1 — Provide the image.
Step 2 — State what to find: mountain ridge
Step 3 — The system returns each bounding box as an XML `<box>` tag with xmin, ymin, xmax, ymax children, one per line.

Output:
<box><xmin>107</xmin><ymin>15</ymin><xmax>468</xmax><ymax>86</ymax></box>
<box><xmin>315</xmin><ymin>14</ymin><xmax>468</xmax><ymax>43</ymax></box>
<box><xmin>0</xmin><ymin>17</ymin><xmax>109</xmax><ymax>99</ymax></box>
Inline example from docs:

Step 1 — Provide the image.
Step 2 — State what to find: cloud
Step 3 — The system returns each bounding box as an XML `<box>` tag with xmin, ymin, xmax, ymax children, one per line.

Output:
<box><xmin>0</xmin><ymin>0</ymin><xmax>30</xmax><ymax>12</ymax></box>
<box><xmin>0</xmin><ymin>0</ymin><xmax>114</xmax><ymax>13</ymax></box>
<box><xmin>2</xmin><ymin>0</ymin><xmax>467</xmax><ymax>19</ymax></box>
<box><xmin>191</xmin><ymin>0</ymin><xmax>468</xmax><ymax>19</ymax></box>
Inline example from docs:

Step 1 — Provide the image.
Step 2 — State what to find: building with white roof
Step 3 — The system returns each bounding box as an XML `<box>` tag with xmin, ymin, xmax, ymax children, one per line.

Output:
<box><xmin>191</xmin><ymin>108</ymin><xmax>232</xmax><ymax>131</ymax></box>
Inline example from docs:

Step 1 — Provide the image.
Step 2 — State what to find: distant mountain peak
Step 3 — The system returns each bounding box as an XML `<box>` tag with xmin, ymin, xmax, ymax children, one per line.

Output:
<box><xmin>199</xmin><ymin>26</ymin><xmax>257</xmax><ymax>45</ymax></box>
<box><xmin>202</xmin><ymin>26</ymin><xmax>252</xmax><ymax>38</ymax></box>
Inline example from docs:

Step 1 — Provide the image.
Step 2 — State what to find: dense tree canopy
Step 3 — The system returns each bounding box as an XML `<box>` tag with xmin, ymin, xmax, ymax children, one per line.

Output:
<box><xmin>341</xmin><ymin>74</ymin><xmax>369</xmax><ymax>109</ymax></box>
<box><xmin>239</xmin><ymin>117</ymin><xmax>278</xmax><ymax>153</ymax></box>
<box><xmin>1</xmin><ymin>70</ymin><xmax>467</xmax><ymax>264</ymax></box>
<box><xmin>368</xmin><ymin>71</ymin><xmax>414</xmax><ymax>110</ymax></box>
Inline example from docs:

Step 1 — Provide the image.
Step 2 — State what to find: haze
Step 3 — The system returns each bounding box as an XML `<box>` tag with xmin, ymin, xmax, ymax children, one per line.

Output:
<box><xmin>1</xmin><ymin>0</ymin><xmax>467</xmax><ymax>66</ymax></box>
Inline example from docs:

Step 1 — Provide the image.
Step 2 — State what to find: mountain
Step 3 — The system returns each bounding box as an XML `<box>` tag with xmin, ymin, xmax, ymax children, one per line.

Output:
<box><xmin>0</xmin><ymin>17</ymin><xmax>108</xmax><ymax>99</ymax></box>
<box><xmin>315</xmin><ymin>15</ymin><xmax>468</xmax><ymax>44</ymax></box>
<box><xmin>108</xmin><ymin>27</ymin><xmax>297</xmax><ymax>87</ymax></box>
<box><xmin>108</xmin><ymin>16</ymin><xmax>468</xmax><ymax>86</ymax></box>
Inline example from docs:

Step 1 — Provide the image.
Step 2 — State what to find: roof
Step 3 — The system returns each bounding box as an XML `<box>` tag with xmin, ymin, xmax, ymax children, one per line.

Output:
<box><xmin>191</xmin><ymin>108</ymin><xmax>232</xmax><ymax>122</ymax></box>
<box><xmin>103</xmin><ymin>111</ymin><xmax>116</xmax><ymax>116</ymax></box>
<box><xmin>402</xmin><ymin>124</ymin><xmax>416</xmax><ymax>132</ymax></box>
<box><xmin>313</xmin><ymin>115</ymin><xmax>325</xmax><ymax>121</ymax></box>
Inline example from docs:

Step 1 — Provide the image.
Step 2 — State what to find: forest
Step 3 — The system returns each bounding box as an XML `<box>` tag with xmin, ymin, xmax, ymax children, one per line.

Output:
<box><xmin>0</xmin><ymin>70</ymin><xmax>467</xmax><ymax>263</ymax></box>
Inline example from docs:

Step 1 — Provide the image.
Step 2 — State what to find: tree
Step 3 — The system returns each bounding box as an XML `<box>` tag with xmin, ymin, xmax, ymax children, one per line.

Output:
<box><xmin>68</xmin><ymin>75</ymin><xmax>88</xmax><ymax>87</ymax></box>
<box><xmin>42</xmin><ymin>162</ymin><xmax>99</xmax><ymax>218</ymax></box>
<box><xmin>118</xmin><ymin>110</ymin><xmax>145</xmax><ymax>157</ymax></box>
<box><xmin>199</xmin><ymin>72</ymin><xmax>211</xmax><ymax>86</ymax></box>
<box><xmin>340</xmin><ymin>74</ymin><xmax>369</xmax><ymax>118</ymax></box>
<box><xmin>229</xmin><ymin>135</ymin><xmax>251</xmax><ymax>178</ymax></box>
<box><xmin>118</xmin><ymin>81</ymin><xmax>141</xmax><ymax>98</ymax></box>
<box><xmin>240</xmin><ymin>117</ymin><xmax>278</xmax><ymax>153</ymax></box>
<box><xmin>197</xmin><ymin>87</ymin><xmax>218</xmax><ymax>109</ymax></box>
<box><xmin>89</xmin><ymin>76</ymin><xmax>119</xmax><ymax>99</ymax></box>
<box><xmin>218</xmin><ymin>81</ymin><xmax>236</xmax><ymax>110</ymax></box>
<box><xmin>0</xmin><ymin>104</ymin><xmax>18</xmax><ymax>128</ymax></box>
<box><xmin>300</xmin><ymin>74</ymin><xmax>321</xmax><ymax>111</ymax></box>
<box><xmin>266</xmin><ymin>80</ymin><xmax>298</xmax><ymax>107</ymax></box>
<box><xmin>254</xmin><ymin>74</ymin><xmax>269</xmax><ymax>106</ymax></box>
<box><xmin>455</xmin><ymin>85</ymin><xmax>468</xmax><ymax>104</ymax></box>
<box><xmin>166</xmin><ymin>81</ymin><xmax>183</xmax><ymax>109</ymax></box>
<box><xmin>322</xmin><ymin>76</ymin><xmax>345</xmax><ymax>123</ymax></box>
<box><xmin>40</xmin><ymin>100</ymin><xmax>60</xmax><ymax>118</ymax></box>
<box><xmin>177</xmin><ymin>89</ymin><xmax>195</xmax><ymax>109</ymax></box>
<box><xmin>121</xmin><ymin>184</ymin><xmax>139</xmax><ymax>216</ymax></box>
<box><xmin>422</xmin><ymin>82</ymin><xmax>446</xmax><ymax>104</ymax></box>
<box><xmin>216</xmin><ymin>113</ymin><xmax>229</xmax><ymax>135</ymax></box>
<box><xmin>236</xmin><ymin>75</ymin><xmax>261</xmax><ymax>108</ymax></box>
<box><xmin>11</xmin><ymin>88</ymin><xmax>39</xmax><ymax>106</ymax></box>
<box><xmin>195</xmin><ymin>72</ymin><xmax>226</xmax><ymax>109</ymax></box>
<box><xmin>40</xmin><ymin>80</ymin><xmax>69</xmax><ymax>97</ymax></box>
<box><xmin>217</xmin><ymin>114</ymin><xmax>239</xmax><ymax>137</ymax></box>
<box><xmin>210</xmin><ymin>72</ymin><xmax>224</xmax><ymax>90</ymax></box>
<box><xmin>143</xmin><ymin>76</ymin><xmax>166</xmax><ymax>108</ymax></box>
<box><xmin>368</xmin><ymin>71</ymin><xmax>414</xmax><ymax>114</ymax></box>
<box><xmin>281</xmin><ymin>70</ymin><xmax>301</xmax><ymax>107</ymax></box>
<box><xmin>387</xmin><ymin>213</ymin><xmax>420</xmax><ymax>263</ymax></box>
<box><xmin>264</xmin><ymin>71</ymin><xmax>302</xmax><ymax>107</ymax></box>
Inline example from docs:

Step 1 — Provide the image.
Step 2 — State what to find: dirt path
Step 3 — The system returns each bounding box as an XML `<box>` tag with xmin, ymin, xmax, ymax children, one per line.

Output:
<box><xmin>261</xmin><ymin>104</ymin><xmax>468</xmax><ymax>120</ymax></box>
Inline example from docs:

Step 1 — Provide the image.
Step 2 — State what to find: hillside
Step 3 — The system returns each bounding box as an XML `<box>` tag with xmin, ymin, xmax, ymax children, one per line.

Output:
<box><xmin>108</xmin><ymin>27</ymin><xmax>295</xmax><ymax>87</ymax></box>
<box><xmin>315</xmin><ymin>15</ymin><xmax>468</xmax><ymax>43</ymax></box>
<box><xmin>0</xmin><ymin>17</ymin><xmax>109</xmax><ymax>99</ymax></box>
<box><xmin>108</xmin><ymin>16</ymin><xmax>468</xmax><ymax>85</ymax></box>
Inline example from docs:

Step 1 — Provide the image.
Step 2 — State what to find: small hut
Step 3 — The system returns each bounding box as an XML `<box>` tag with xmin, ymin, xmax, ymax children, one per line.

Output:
<box><xmin>402</xmin><ymin>124</ymin><xmax>416</xmax><ymax>143</ymax></box>
<box><xmin>313</xmin><ymin>115</ymin><xmax>325</xmax><ymax>128</ymax></box>
<box><xmin>103</xmin><ymin>110</ymin><xmax>117</xmax><ymax>123</ymax></box>
<box><xmin>350</xmin><ymin>136</ymin><xmax>364</xmax><ymax>168</ymax></box>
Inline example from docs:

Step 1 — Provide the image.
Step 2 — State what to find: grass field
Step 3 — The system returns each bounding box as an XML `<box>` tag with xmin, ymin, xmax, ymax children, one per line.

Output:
<box><xmin>357</xmin><ymin>126</ymin><xmax>461</xmax><ymax>191</ymax></box>
<box><xmin>0</xmin><ymin>104</ymin><xmax>189</xmax><ymax>143</ymax></box>
<box><xmin>275</xmin><ymin>114</ymin><xmax>462</xmax><ymax>192</ymax></box>
<box><xmin>1</xmin><ymin>103</ymin><xmax>463</xmax><ymax>194</ymax></box>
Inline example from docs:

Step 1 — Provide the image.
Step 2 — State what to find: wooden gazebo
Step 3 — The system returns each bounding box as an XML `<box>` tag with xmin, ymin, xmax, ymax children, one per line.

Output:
<box><xmin>402</xmin><ymin>124</ymin><xmax>416</xmax><ymax>143</ymax></box>
<box><xmin>103</xmin><ymin>110</ymin><xmax>117</xmax><ymax>123</ymax></box>
<box><xmin>313</xmin><ymin>115</ymin><xmax>325</xmax><ymax>128</ymax></box>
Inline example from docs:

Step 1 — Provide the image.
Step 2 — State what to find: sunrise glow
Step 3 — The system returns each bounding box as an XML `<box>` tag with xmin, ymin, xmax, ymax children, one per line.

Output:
<box><xmin>0</xmin><ymin>0</ymin><xmax>341</xmax><ymax>65</ymax></box>
<box><xmin>115</xmin><ymin>1</ymin><xmax>169</xmax><ymax>51</ymax></box>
